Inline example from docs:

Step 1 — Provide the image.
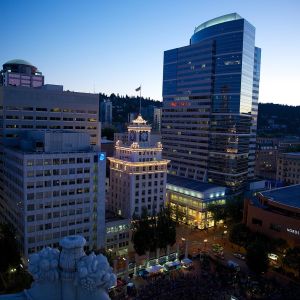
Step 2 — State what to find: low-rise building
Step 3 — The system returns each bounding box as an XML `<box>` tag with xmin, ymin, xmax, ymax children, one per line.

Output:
<box><xmin>244</xmin><ymin>185</ymin><xmax>300</xmax><ymax>247</ymax></box>
<box><xmin>277</xmin><ymin>152</ymin><xmax>300</xmax><ymax>185</ymax></box>
<box><xmin>166</xmin><ymin>174</ymin><xmax>227</xmax><ymax>229</ymax></box>
<box><xmin>105</xmin><ymin>211</ymin><xmax>130</xmax><ymax>256</ymax></box>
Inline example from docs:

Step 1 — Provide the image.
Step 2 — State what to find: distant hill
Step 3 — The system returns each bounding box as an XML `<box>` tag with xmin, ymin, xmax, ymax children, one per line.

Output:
<box><xmin>257</xmin><ymin>103</ymin><xmax>300</xmax><ymax>137</ymax></box>
<box><xmin>100</xmin><ymin>93</ymin><xmax>162</xmax><ymax>125</ymax></box>
<box><xmin>101</xmin><ymin>94</ymin><xmax>300</xmax><ymax>137</ymax></box>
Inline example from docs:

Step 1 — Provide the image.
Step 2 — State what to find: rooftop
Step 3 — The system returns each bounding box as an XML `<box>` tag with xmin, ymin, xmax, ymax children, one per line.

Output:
<box><xmin>4</xmin><ymin>59</ymin><xmax>34</xmax><ymax>67</ymax></box>
<box><xmin>105</xmin><ymin>210</ymin><xmax>128</xmax><ymax>223</ymax></box>
<box><xmin>194</xmin><ymin>13</ymin><xmax>242</xmax><ymax>34</ymax></box>
<box><xmin>282</xmin><ymin>152</ymin><xmax>300</xmax><ymax>157</ymax></box>
<box><xmin>167</xmin><ymin>174</ymin><xmax>224</xmax><ymax>193</ymax></box>
<box><xmin>261</xmin><ymin>184</ymin><xmax>300</xmax><ymax>209</ymax></box>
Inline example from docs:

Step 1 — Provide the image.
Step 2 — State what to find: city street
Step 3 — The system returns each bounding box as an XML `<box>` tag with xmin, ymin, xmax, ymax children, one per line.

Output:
<box><xmin>176</xmin><ymin>224</ymin><xmax>248</xmax><ymax>271</ymax></box>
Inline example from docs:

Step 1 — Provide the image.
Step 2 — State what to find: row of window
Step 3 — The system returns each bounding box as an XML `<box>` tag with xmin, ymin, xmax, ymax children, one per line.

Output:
<box><xmin>5</xmin><ymin>115</ymin><xmax>97</xmax><ymax>122</ymax></box>
<box><xmin>2</xmin><ymin>106</ymin><xmax>97</xmax><ymax>114</ymax></box>
<box><xmin>27</xmin><ymin>178</ymin><xmax>90</xmax><ymax>189</ymax></box>
<box><xmin>27</xmin><ymin>168</ymin><xmax>92</xmax><ymax>177</ymax></box>
<box><xmin>27</xmin><ymin>157</ymin><xmax>91</xmax><ymax>166</ymax></box>
<box><xmin>27</xmin><ymin>188</ymin><xmax>90</xmax><ymax>200</ymax></box>
<box><xmin>27</xmin><ymin>198</ymin><xmax>91</xmax><ymax>209</ymax></box>
<box><xmin>28</xmin><ymin>233</ymin><xmax>91</xmax><ymax>254</ymax></box>
<box><xmin>27</xmin><ymin>214</ymin><xmax>90</xmax><ymax>223</ymax></box>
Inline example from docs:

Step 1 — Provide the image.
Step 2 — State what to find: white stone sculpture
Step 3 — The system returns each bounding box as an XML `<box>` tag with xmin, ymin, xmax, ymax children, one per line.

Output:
<box><xmin>0</xmin><ymin>236</ymin><xmax>117</xmax><ymax>300</ymax></box>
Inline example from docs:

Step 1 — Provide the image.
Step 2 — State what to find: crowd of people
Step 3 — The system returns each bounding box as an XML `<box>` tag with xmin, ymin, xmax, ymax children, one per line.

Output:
<box><xmin>110</xmin><ymin>254</ymin><xmax>300</xmax><ymax>300</ymax></box>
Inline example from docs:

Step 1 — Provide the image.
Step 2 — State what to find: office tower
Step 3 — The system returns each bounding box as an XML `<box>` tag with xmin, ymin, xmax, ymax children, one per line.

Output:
<box><xmin>0</xmin><ymin>59</ymin><xmax>44</xmax><ymax>88</ymax></box>
<box><xmin>100</xmin><ymin>99</ymin><xmax>113</xmax><ymax>126</ymax></box>
<box><xmin>153</xmin><ymin>107</ymin><xmax>162</xmax><ymax>132</ymax></box>
<box><xmin>0</xmin><ymin>60</ymin><xmax>106</xmax><ymax>257</ymax></box>
<box><xmin>108</xmin><ymin>115</ymin><xmax>169</xmax><ymax>218</ymax></box>
<box><xmin>162</xmin><ymin>13</ymin><xmax>261</xmax><ymax>192</ymax></box>
<box><xmin>1</xmin><ymin>131</ymin><xmax>106</xmax><ymax>257</ymax></box>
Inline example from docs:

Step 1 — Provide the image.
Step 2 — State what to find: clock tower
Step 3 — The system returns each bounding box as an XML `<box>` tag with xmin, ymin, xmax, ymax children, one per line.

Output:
<box><xmin>108</xmin><ymin>114</ymin><xmax>169</xmax><ymax>218</ymax></box>
<box><xmin>127</xmin><ymin>114</ymin><xmax>151</xmax><ymax>145</ymax></box>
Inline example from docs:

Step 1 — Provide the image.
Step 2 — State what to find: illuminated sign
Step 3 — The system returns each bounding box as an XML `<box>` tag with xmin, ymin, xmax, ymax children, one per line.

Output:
<box><xmin>99</xmin><ymin>153</ymin><xmax>106</xmax><ymax>161</ymax></box>
<box><xmin>170</xmin><ymin>101</ymin><xmax>190</xmax><ymax>107</ymax></box>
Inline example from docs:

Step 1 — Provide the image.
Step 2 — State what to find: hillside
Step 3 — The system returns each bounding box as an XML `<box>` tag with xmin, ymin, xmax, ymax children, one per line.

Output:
<box><xmin>100</xmin><ymin>94</ymin><xmax>300</xmax><ymax>137</ymax></box>
<box><xmin>257</xmin><ymin>103</ymin><xmax>300</xmax><ymax>137</ymax></box>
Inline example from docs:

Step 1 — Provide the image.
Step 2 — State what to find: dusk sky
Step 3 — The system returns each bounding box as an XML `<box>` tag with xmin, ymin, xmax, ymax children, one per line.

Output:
<box><xmin>1</xmin><ymin>0</ymin><xmax>300</xmax><ymax>105</ymax></box>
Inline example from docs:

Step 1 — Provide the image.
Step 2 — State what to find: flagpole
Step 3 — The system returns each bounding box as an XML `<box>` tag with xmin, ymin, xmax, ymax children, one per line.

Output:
<box><xmin>139</xmin><ymin>84</ymin><xmax>142</xmax><ymax>115</ymax></box>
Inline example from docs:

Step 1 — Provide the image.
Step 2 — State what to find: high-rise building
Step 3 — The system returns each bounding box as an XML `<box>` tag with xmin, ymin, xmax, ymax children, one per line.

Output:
<box><xmin>108</xmin><ymin>115</ymin><xmax>169</xmax><ymax>218</ymax></box>
<box><xmin>0</xmin><ymin>59</ymin><xmax>44</xmax><ymax>88</ymax></box>
<box><xmin>100</xmin><ymin>99</ymin><xmax>112</xmax><ymax>126</ymax></box>
<box><xmin>162</xmin><ymin>13</ymin><xmax>261</xmax><ymax>192</ymax></box>
<box><xmin>153</xmin><ymin>107</ymin><xmax>162</xmax><ymax>132</ymax></box>
<box><xmin>0</xmin><ymin>60</ymin><xmax>106</xmax><ymax>256</ymax></box>
<box><xmin>1</xmin><ymin>131</ymin><xmax>106</xmax><ymax>257</ymax></box>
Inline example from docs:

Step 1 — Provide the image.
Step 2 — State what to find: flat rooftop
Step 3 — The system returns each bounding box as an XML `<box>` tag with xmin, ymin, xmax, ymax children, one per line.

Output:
<box><xmin>261</xmin><ymin>184</ymin><xmax>300</xmax><ymax>209</ymax></box>
<box><xmin>167</xmin><ymin>174</ymin><xmax>224</xmax><ymax>193</ymax></box>
<box><xmin>282</xmin><ymin>152</ymin><xmax>300</xmax><ymax>157</ymax></box>
<box><xmin>105</xmin><ymin>210</ymin><xmax>127</xmax><ymax>223</ymax></box>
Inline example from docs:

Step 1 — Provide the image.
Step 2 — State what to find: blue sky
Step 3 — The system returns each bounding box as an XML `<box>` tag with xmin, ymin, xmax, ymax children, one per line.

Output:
<box><xmin>1</xmin><ymin>0</ymin><xmax>300</xmax><ymax>105</ymax></box>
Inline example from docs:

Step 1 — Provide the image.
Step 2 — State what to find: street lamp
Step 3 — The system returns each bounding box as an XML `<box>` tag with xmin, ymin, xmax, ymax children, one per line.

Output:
<box><xmin>204</xmin><ymin>239</ymin><xmax>208</xmax><ymax>250</ymax></box>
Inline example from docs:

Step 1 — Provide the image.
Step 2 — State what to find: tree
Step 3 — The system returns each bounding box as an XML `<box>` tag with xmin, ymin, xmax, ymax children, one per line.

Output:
<box><xmin>229</xmin><ymin>223</ymin><xmax>252</xmax><ymax>247</ymax></box>
<box><xmin>207</xmin><ymin>202</ymin><xmax>227</xmax><ymax>224</ymax></box>
<box><xmin>0</xmin><ymin>223</ymin><xmax>32</xmax><ymax>294</ymax></box>
<box><xmin>0</xmin><ymin>223</ymin><xmax>21</xmax><ymax>274</ymax></box>
<box><xmin>208</xmin><ymin>195</ymin><xmax>244</xmax><ymax>225</ymax></box>
<box><xmin>225</xmin><ymin>196</ymin><xmax>244</xmax><ymax>223</ymax></box>
<box><xmin>246</xmin><ymin>240</ymin><xmax>269</xmax><ymax>274</ymax></box>
<box><xmin>131</xmin><ymin>207</ymin><xmax>177</xmax><ymax>256</ymax></box>
<box><xmin>283</xmin><ymin>247</ymin><xmax>300</xmax><ymax>273</ymax></box>
<box><xmin>101</xmin><ymin>127</ymin><xmax>116</xmax><ymax>140</ymax></box>
<box><xmin>131</xmin><ymin>208</ymin><xmax>154</xmax><ymax>255</ymax></box>
<box><xmin>156</xmin><ymin>208</ymin><xmax>176</xmax><ymax>250</ymax></box>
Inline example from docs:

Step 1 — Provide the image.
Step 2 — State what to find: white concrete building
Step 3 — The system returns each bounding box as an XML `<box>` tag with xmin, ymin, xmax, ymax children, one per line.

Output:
<box><xmin>108</xmin><ymin>115</ymin><xmax>169</xmax><ymax>218</ymax></box>
<box><xmin>2</xmin><ymin>131</ymin><xmax>106</xmax><ymax>257</ymax></box>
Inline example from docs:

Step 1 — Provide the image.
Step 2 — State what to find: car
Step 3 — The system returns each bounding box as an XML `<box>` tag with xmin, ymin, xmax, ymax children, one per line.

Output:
<box><xmin>233</xmin><ymin>253</ymin><xmax>245</xmax><ymax>260</ymax></box>
<box><xmin>212</xmin><ymin>244</ymin><xmax>223</xmax><ymax>253</ymax></box>
<box><xmin>214</xmin><ymin>253</ymin><xmax>225</xmax><ymax>260</ymax></box>
<box><xmin>227</xmin><ymin>260</ymin><xmax>240</xmax><ymax>271</ymax></box>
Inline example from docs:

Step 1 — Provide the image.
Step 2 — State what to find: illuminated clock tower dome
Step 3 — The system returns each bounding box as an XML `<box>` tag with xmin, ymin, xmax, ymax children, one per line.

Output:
<box><xmin>108</xmin><ymin>115</ymin><xmax>169</xmax><ymax>218</ymax></box>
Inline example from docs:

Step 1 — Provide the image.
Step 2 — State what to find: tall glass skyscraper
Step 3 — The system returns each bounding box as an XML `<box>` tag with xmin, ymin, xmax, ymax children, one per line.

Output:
<box><xmin>162</xmin><ymin>13</ymin><xmax>261</xmax><ymax>192</ymax></box>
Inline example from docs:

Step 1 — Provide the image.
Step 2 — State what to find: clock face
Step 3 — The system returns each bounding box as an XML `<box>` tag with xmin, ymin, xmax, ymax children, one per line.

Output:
<box><xmin>129</xmin><ymin>131</ymin><xmax>136</xmax><ymax>141</ymax></box>
<box><xmin>141</xmin><ymin>131</ymin><xmax>148</xmax><ymax>142</ymax></box>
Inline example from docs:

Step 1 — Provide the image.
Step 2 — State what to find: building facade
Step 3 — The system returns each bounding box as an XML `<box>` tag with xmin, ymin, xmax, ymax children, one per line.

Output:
<box><xmin>153</xmin><ymin>107</ymin><xmax>162</xmax><ymax>132</ymax></box>
<box><xmin>0</xmin><ymin>85</ymin><xmax>100</xmax><ymax>147</ymax></box>
<box><xmin>162</xmin><ymin>13</ymin><xmax>261</xmax><ymax>192</ymax></box>
<box><xmin>244</xmin><ymin>185</ymin><xmax>300</xmax><ymax>247</ymax></box>
<box><xmin>277</xmin><ymin>152</ymin><xmax>300</xmax><ymax>185</ymax></box>
<box><xmin>108</xmin><ymin>115</ymin><xmax>169</xmax><ymax>218</ymax></box>
<box><xmin>1</xmin><ymin>131</ymin><xmax>106</xmax><ymax>257</ymax></box>
<box><xmin>255</xmin><ymin>137</ymin><xmax>300</xmax><ymax>180</ymax></box>
<box><xmin>166</xmin><ymin>174</ymin><xmax>227</xmax><ymax>229</ymax></box>
<box><xmin>105</xmin><ymin>211</ymin><xmax>130</xmax><ymax>256</ymax></box>
<box><xmin>100</xmin><ymin>99</ymin><xmax>112</xmax><ymax>126</ymax></box>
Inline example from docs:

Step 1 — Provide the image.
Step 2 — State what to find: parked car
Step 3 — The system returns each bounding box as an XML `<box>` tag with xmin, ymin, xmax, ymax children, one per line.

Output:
<box><xmin>227</xmin><ymin>260</ymin><xmax>240</xmax><ymax>271</ymax></box>
<box><xmin>212</xmin><ymin>244</ymin><xmax>223</xmax><ymax>253</ymax></box>
<box><xmin>233</xmin><ymin>253</ymin><xmax>245</xmax><ymax>260</ymax></box>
